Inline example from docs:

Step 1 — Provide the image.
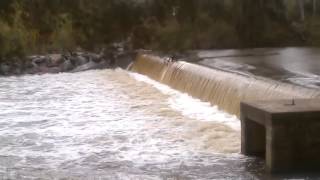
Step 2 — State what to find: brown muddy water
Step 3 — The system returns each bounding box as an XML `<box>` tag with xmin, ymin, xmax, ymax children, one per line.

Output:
<box><xmin>0</xmin><ymin>68</ymin><xmax>318</xmax><ymax>179</ymax></box>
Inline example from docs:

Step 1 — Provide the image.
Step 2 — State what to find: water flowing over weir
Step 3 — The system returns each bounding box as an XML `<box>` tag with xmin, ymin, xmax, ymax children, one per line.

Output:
<box><xmin>131</xmin><ymin>54</ymin><xmax>320</xmax><ymax>116</ymax></box>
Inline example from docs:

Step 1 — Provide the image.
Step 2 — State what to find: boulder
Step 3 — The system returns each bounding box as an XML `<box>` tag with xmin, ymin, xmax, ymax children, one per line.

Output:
<box><xmin>0</xmin><ymin>51</ymin><xmax>120</xmax><ymax>76</ymax></box>
<box><xmin>38</xmin><ymin>66</ymin><xmax>62</xmax><ymax>74</ymax></box>
<box><xmin>25</xmin><ymin>67</ymin><xmax>38</xmax><ymax>74</ymax></box>
<box><xmin>97</xmin><ymin>60</ymin><xmax>109</xmax><ymax>69</ymax></box>
<box><xmin>32</xmin><ymin>56</ymin><xmax>47</xmax><ymax>65</ymax></box>
<box><xmin>71</xmin><ymin>61</ymin><xmax>99</xmax><ymax>72</ymax></box>
<box><xmin>70</xmin><ymin>55</ymin><xmax>88</xmax><ymax>66</ymax></box>
<box><xmin>47</xmin><ymin>67</ymin><xmax>62</xmax><ymax>73</ymax></box>
<box><xmin>61</xmin><ymin>59</ymin><xmax>74</xmax><ymax>72</ymax></box>
<box><xmin>0</xmin><ymin>63</ymin><xmax>10</xmax><ymax>75</ymax></box>
<box><xmin>48</xmin><ymin>54</ymin><xmax>63</xmax><ymax>67</ymax></box>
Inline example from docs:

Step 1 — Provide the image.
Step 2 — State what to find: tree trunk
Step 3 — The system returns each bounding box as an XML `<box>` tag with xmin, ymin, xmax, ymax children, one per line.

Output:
<box><xmin>313</xmin><ymin>0</ymin><xmax>317</xmax><ymax>16</ymax></box>
<box><xmin>298</xmin><ymin>0</ymin><xmax>305</xmax><ymax>21</ymax></box>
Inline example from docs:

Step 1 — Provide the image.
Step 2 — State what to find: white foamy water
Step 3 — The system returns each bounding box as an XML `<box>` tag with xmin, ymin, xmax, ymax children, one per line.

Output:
<box><xmin>0</xmin><ymin>69</ymin><xmax>262</xmax><ymax>179</ymax></box>
<box><xmin>130</xmin><ymin>72</ymin><xmax>240</xmax><ymax>130</ymax></box>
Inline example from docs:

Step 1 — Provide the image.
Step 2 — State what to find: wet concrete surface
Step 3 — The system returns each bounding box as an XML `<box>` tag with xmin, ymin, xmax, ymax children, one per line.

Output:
<box><xmin>194</xmin><ymin>47</ymin><xmax>320</xmax><ymax>89</ymax></box>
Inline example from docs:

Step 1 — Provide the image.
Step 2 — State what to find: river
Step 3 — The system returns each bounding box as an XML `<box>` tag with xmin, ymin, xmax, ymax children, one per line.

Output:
<box><xmin>197</xmin><ymin>47</ymin><xmax>320</xmax><ymax>89</ymax></box>
<box><xmin>0</xmin><ymin>69</ymin><xmax>268</xmax><ymax>179</ymax></box>
<box><xmin>2</xmin><ymin>68</ymin><xmax>318</xmax><ymax>179</ymax></box>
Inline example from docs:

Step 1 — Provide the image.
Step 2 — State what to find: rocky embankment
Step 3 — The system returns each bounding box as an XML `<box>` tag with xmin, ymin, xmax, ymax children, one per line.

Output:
<box><xmin>0</xmin><ymin>51</ymin><xmax>133</xmax><ymax>76</ymax></box>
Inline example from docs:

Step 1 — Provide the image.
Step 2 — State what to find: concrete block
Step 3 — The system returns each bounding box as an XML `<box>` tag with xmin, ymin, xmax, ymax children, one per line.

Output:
<box><xmin>241</xmin><ymin>99</ymin><xmax>320</xmax><ymax>173</ymax></box>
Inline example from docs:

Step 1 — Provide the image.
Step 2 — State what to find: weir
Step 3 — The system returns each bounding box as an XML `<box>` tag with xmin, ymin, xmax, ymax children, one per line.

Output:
<box><xmin>131</xmin><ymin>53</ymin><xmax>320</xmax><ymax>173</ymax></box>
<box><xmin>131</xmin><ymin>54</ymin><xmax>320</xmax><ymax>117</ymax></box>
<box><xmin>241</xmin><ymin>99</ymin><xmax>320</xmax><ymax>173</ymax></box>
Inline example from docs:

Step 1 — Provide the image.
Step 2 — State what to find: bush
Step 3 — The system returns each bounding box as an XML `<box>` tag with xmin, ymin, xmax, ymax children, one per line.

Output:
<box><xmin>306</xmin><ymin>18</ymin><xmax>320</xmax><ymax>46</ymax></box>
<box><xmin>138</xmin><ymin>15</ymin><xmax>240</xmax><ymax>51</ymax></box>
<box><xmin>194</xmin><ymin>14</ymin><xmax>240</xmax><ymax>49</ymax></box>
<box><xmin>0</xmin><ymin>2</ymin><xmax>38</xmax><ymax>61</ymax></box>
<box><xmin>49</xmin><ymin>15</ymin><xmax>76</xmax><ymax>52</ymax></box>
<box><xmin>0</xmin><ymin>20</ymin><xmax>37</xmax><ymax>60</ymax></box>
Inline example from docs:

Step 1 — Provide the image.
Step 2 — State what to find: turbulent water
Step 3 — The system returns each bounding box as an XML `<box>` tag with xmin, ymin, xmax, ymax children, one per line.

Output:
<box><xmin>0</xmin><ymin>69</ymin><xmax>268</xmax><ymax>179</ymax></box>
<box><xmin>132</xmin><ymin>54</ymin><xmax>320</xmax><ymax>117</ymax></box>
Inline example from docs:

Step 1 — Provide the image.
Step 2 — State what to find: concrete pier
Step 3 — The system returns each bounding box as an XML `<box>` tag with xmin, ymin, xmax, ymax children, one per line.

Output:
<box><xmin>241</xmin><ymin>99</ymin><xmax>320</xmax><ymax>173</ymax></box>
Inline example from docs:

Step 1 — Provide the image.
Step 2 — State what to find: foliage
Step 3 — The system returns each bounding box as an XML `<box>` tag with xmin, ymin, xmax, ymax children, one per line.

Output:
<box><xmin>0</xmin><ymin>3</ymin><xmax>37</xmax><ymax>60</ymax></box>
<box><xmin>0</xmin><ymin>0</ymin><xmax>319</xmax><ymax>60</ymax></box>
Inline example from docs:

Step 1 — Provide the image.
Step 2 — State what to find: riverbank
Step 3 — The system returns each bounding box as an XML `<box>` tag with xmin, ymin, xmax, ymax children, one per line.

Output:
<box><xmin>0</xmin><ymin>50</ymin><xmax>136</xmax><ymax>76</ymax></box>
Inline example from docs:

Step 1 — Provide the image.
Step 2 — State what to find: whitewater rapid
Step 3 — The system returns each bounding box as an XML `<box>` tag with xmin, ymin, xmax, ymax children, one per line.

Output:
<box><xmin>0</xmin><ymin>69</ymin><xmax>262</xmax><ymax>179</ymax></box>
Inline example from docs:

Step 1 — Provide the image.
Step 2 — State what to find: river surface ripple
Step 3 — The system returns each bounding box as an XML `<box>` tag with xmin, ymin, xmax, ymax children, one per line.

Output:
<box><xmin>0</xmin><ymin>69</ymin><xmax>265</xmax><ymax>179</ymax></box>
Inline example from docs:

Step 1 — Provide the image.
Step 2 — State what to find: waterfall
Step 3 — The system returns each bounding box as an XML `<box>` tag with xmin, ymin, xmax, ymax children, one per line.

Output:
<box><xmin>131</xmin><ymin>54</ymin><xmax>320</xmax><ymax>116</ymax></box>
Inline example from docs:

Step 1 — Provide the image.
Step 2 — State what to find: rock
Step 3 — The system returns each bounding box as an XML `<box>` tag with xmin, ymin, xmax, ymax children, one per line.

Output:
<box><xmin>71</xmin><ymin>61</ymin><xmax>99</xmax><ymax>73</ymax></box>
<box><xmin>0</xmin><ymin>50</ymin><xmax>123</xmax><ymax>76</ymax></box>
<box><xmin>32</xmin><ymin>56</ymin><xmax>47</xmax><ymax>65</ymax></box>
<box><xmin>60</xmin><ymin>59</ymin><xmax>74</xmax><ymax>72</ymax></box>
<box><xmin>114</xmin><ymin>52</ymin><xmax>135</xmax><ymax>69</ymax></box>
<box><xmin>24</xmin><ymin>61</ymin><xmax>34</xmax><ymax>71</ymax></box>
<box><xmin>68</xmin><ymin>55</ymin><xmax>77</xmax><ymax>66</ymax></box>
<box><xmin>47</xmin><ymin>67</ymin><xmax>62</xmax><ymax>73</ymax></box>
<box><xmin>8</xmin><ymin>58</ymin><xmax>23</xmax><ymax>75</ymax></box>
<box><xmin>90</xmin><ymin>54</ymin><xmax>103</xmax><ymax>63</ymax></box>
<box><xmin>25</xmin><ymin>67</ymin><xmax>38</xmax><ymax>74</ymax></box>
<box><xmin>78</xmin><ymin>56</ymin><xmax>89</xmax><ymax>65</ymax></box>
<box><xmin>0</xmin><ymin>63</ymin><xmax>10</xmax><ymax>75</ymax></box>
<box><xmin>70</xmin><ymin>55</ymin><xmax>88</xmax><ymax>66</ymax></box>
<box><xmin>38</xmin><ymin>66</ymin><xmax>50</xmax><ymax>73</ymax></box>
<box><xmin>48</xmin><ymin>54</ymin><xmax>63</xmax><ymax>67</ymax></box>
<box><xmin>97</xmin><ymin>60</ymin><xmax>109</xmax><ymax>69</ymax></box>
<box><xmin>92</xmin><ymin>57</ymin><xmax>102</xmax><ymax>63</ymax></box>
<box><xmin>38</xmin><ymin>66</ymin><xmax>61</xmax><ymax>74</ymax></box>
<box><xmin>11</xmin><ymin>67</ymin><xmax>22</xmax><ymax>75</ymax></box>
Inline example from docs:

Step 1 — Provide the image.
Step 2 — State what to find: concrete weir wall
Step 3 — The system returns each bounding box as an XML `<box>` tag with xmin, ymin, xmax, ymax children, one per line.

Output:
<box><xmin>131</xmin><ymin>54</ymin><xmax>320</xmax><ymax>117</ymax></box>
<box><xmin>241</xmin><ymin>99</ymin><xmax>320</xmax><ymax>172</ymax></box>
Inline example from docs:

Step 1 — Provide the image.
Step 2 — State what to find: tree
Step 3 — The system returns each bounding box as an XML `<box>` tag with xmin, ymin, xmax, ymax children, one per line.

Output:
<box><xmin>298</xmin><ymin>0</ymin><xmax>305</xmax><ymax>21</ymax></box>
<box><xmin>313</xmin><ymin>0</ymin><xmax>317</xmax><ymax>16</ymax></box>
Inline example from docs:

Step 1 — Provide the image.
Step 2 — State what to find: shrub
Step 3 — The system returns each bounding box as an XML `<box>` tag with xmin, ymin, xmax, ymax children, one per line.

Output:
<box><xmin>49</xmin><ymin>15</ymin><xmax>76</xmax><ymax>52</ymax></box>
<box><xmin>0</xmin><ymin>2</ymin><xmax>38</xmax><ymax>61</ymax></box>
<box><xmin>0</xmin><ymin>20</ymin><xmax>37</xmax><ymax>60</ymax></box>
